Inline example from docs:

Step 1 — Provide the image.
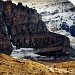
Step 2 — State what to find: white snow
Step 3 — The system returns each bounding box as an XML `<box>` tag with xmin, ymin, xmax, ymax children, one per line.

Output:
<box><xmin>69</xmin><ymin>0</ymin><xmax>75</xmax><ymax>5</ymax></box>
<box><xmin>11</xmin><ymin>48</ymin><xmax>40</xmax><ymax>58</ymax></box>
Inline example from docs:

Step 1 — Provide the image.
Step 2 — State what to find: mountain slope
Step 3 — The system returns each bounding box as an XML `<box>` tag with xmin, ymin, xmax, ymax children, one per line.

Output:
<box><xmin>0</xmin><ymin>54</ymin><xmax>75</xmax><ymax>75</ymax></box>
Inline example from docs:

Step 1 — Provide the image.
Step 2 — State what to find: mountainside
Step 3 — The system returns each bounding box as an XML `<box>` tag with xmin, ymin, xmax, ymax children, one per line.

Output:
<box><xmin>19</xmin><ymin>0</ymin><xmax>75</xmax><ymax>43</ymax></box>
<box><xmin>10</xmin><ymin>0</ymin><xmax>75</xmax><ymax>36</ymax></box>
<box><xmin>0</xmin><ymin>0</ymin><xmax>47</xmax><ymax>54</ymax></box>
<box><xmin>3</xmin><ymin>0</ymin><xmax>75</xmax><ymax>28</ymax></box>
<box><xmin>0</xmin><ymin>54</ymin><xmax>75</xmax><ymax>75</ymax></box>
<box><xmin>0</xmin><ymin>0</ymin><xmax>70</xmax><ymax>55</ymax></box>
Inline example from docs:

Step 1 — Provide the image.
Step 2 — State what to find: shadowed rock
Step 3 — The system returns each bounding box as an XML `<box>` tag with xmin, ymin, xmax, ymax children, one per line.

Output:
<box><xmin>0</xmin><ymin>33</ymin><xmax>12</xmax><ymax>55</ymax></box>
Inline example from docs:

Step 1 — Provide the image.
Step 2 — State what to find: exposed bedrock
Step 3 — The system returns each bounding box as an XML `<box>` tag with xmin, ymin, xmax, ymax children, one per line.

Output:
<box><xmin>0</xmin><ymin>0</ymin><xmax>70</xmax><ymax>55</ymax></box>
<box><xmin>0</xmin><ymin>33</ymin><xmax>12</xmax><ymax>55</ymax></box>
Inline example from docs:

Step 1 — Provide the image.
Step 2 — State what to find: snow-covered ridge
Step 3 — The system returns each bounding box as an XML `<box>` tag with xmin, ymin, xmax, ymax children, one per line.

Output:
<box><xmin>4</xmin><ymin>0</ymin><xmax>75</xmax><ymax>30</ymax></box>
<box><xmin>16</xmin><ymin>0</ymin><xmax>75</xmax><ymax>34</ymax></box>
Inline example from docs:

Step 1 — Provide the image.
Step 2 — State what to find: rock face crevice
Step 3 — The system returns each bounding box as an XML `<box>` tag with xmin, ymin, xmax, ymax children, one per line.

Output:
<box><xmin>0</xmin><ymin>0</ymin><xmax>70</xmax><ymax>55</ymax></box>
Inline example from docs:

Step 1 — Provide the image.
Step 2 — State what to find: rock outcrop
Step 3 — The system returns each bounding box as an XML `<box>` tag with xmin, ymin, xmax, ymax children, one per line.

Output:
<box><xmin>0</xmin><ymin>0</ymin><xmax>70</xmax><ymax>55</ymax></box>
<box><xmin>0</xmin><ymin>33</ymin><xmax>12</xmax><ymax>55</ymax></box>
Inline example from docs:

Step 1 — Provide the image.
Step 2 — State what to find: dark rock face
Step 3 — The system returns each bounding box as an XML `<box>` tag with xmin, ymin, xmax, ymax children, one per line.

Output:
<box><xmin>0</xmin><ymin>33</ymin><xmax>12</xmax><ymax>55</ymax></box>
<box><xmin>0</xmin><ymin>0</ymin><xmax>70</xmax><ymax>55</ymax></box>
<box><xmin>70</xmin><ymin>23</ymin><xmax>75</xmax><ymax>37</ymax></box>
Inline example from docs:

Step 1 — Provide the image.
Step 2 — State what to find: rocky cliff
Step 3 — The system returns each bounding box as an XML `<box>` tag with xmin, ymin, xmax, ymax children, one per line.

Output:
<box><xmin>0</xmin><ymin>0</ymin><xmax>70</xmax><ymax>55</ymax></box>
<box><xmin>0</xmin><ymin>33</ymin><xmax>12</xmax><ymax>55</ymax></box>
